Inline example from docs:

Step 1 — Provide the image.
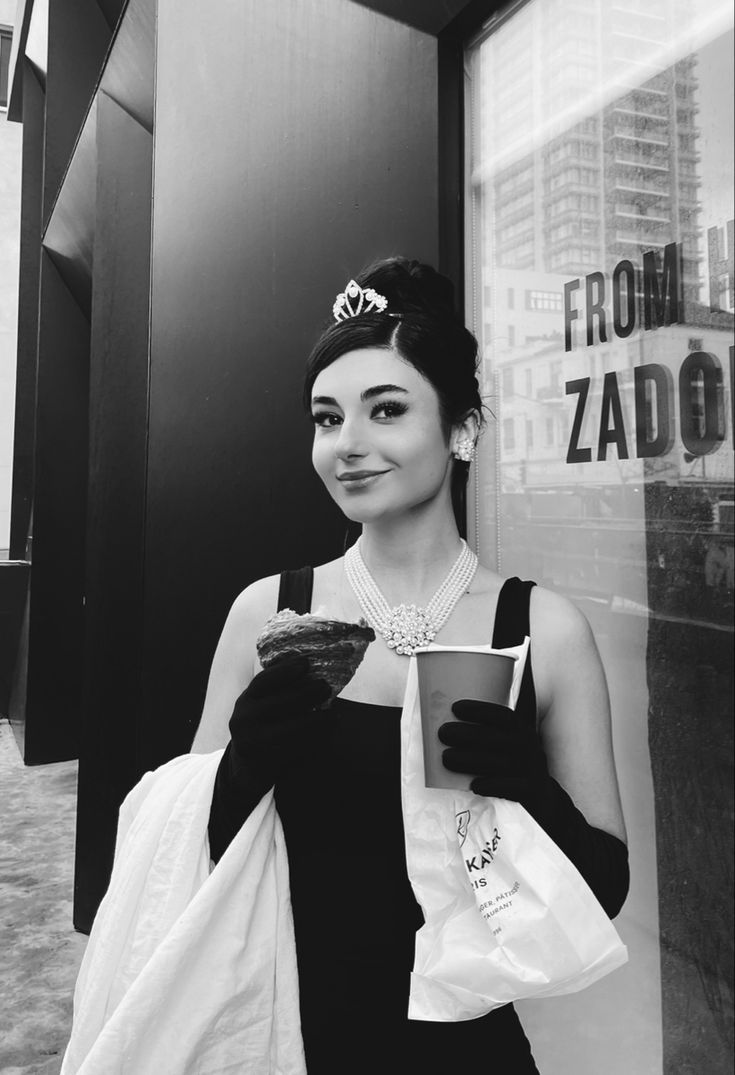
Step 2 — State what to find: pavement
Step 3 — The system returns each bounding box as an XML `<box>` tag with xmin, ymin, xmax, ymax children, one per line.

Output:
<box><xmin>0</xmin><ymin>720</ymin><xmax>87</xmax><ymax>1075</ymax></box>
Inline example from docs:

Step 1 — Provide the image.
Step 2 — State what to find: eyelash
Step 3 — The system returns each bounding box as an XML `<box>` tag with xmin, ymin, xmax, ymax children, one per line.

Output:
<box><xmin>311</xmin><ymin>411</ymin><xmax>341</xmax><ymax>428</ymax></box>
<box><xmin>372</xmin><ymin>400</ymin><xmax>408</xmax><ymax>420</ymax></box>
<box><xmin>310</xmin><ymin>400</ymin><xmax>409</xmax><ymax>427</ymax></box>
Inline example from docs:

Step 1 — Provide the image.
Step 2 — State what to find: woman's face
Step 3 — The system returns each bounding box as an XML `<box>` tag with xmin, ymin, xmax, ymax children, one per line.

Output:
<box><xmin>310</xmin><ymin>347</ymin><xmax>454</xmax><ymax>524</ymax></box>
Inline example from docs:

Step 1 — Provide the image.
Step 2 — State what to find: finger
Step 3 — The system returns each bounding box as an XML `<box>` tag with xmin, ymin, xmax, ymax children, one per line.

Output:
<box><xmin>248</xmin><ymin>655</ymin><xmax>311</xmax><ymax>697</ymax></box>
<box><xmin>306</xmin><ymin>677</ymin><xmax>333</xmax><ymax>707</ymax></box>
<box><xmin>441</xmin><ymin>746</ymin><xmax>521</xmax><ymax>777</ymax></box>
<box><xmin>451</xmin><ymin>699</ymin><xmax>514</xmax><ymax>726</ymax></box>
<box><xmin>469</xmin><ymin>776</ymin><xmax>531</xmax><ymax>802</ymax></box>
<box><xmin>437</xmin><ymin>720</ymin><xmax>523</xmax><ymax>750</ymax></box>
<box><xmin>233</xmin><ymin>678</ymin><xmax>331</xmax><ymax>737</ymax></box>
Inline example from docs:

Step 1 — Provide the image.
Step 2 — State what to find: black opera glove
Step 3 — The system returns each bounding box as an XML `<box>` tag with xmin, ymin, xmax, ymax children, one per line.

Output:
<box><xmin>438</xmin><ymin>699</ymin><xmax>630</xmax><ymax>919</ymax></box>
<box><xmin>438</xmin><ymin>699</ymin><xmax>551</xmax><ymax>812</ymax></box>
<box><xmin>228</xmin><ymin>654</ymin><xmax>333</xmax><ymax>785</ymax></box>
<box><xmin>208</xmin><ymin>654</ymin><xmax>332</xmax><ymax>863</ymax></box>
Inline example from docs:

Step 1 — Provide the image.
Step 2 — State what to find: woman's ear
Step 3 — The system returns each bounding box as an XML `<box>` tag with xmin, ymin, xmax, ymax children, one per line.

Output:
<box><xmin>451</xmin><ymin>410</ymin><xmax>481</xmax><ymax>460</ymax></box>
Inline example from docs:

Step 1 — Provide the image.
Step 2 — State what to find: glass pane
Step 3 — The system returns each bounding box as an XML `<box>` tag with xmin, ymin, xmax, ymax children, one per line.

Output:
<box><xmin>465</xmin><ymin>1</ymin><xmax>733</xmax><ymax>1072</ymax></box>
<box><xmin>0</xmin><ymin>29</ymin><xmax>13</xmax><ymax>109</ymax></box>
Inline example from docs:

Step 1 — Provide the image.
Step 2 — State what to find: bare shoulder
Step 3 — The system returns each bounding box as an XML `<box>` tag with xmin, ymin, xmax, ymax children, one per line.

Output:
<box><xmin>190</xmin><ymin>572</ymin><xmax>281</xmax><ymax>752</ymax></box>
<box><xmin>228</xmin><ymin>572</ymin><xmax>282</xmax><ymax>632</ymax></box>
<box><xmin>529</xmin><ymin>584</ymin><xmax>596</xmax><ymax>646</ymax></box>
<box><xmin>528</xmin><ymin>585</ymin><xmax>605</xmax><ymax>718</ymax></box>
<box><xmin>218</xmin><ymin>571</ymin><xmax>286</xmax><ymax>666</ymax></box>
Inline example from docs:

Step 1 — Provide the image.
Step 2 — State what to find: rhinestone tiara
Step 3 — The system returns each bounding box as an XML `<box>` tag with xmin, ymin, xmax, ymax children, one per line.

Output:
<box><xmin>333</xmin><ymin>279</ymin><xmax>388</xmax><ymax>321</ymax></box>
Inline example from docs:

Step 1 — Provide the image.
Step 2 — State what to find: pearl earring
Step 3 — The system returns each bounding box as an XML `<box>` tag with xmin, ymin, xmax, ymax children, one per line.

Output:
<box><xmin>453</xmin><ymin>439</ymin><xmax>476</xmax><ymax>462</ymax></box>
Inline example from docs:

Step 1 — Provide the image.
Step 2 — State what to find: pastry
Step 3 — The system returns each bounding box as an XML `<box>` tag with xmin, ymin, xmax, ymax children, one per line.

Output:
<box><xmin>256</xmin><ymin>606</ymin><xmax>375</xmax><ymax>698</ymax></box>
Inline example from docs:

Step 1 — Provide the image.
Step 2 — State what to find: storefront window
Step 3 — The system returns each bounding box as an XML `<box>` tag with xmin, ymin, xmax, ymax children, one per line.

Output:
<box><xmin>466</xmin><ymin>1</ymin><xmax>734</xmax><ymax>1071</ymax></box>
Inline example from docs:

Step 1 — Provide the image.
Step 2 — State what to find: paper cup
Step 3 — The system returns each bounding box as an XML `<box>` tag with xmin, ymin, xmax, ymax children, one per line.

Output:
<box><xmin>416</xmin><ymin>650</ymin><xmax>516</xmax><ymax>790</ymax></box>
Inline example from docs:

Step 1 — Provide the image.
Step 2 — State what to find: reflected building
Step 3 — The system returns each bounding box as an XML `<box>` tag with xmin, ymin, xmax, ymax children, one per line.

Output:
<box><xmin>468</xmin><ymin>0</ymin><xmax>733</xmax><ymax>626</ymax></box>
<box><xmin>707</xmin><ymin>219</ymin><xmax>734</xmax><ymax>312</ymax></box>
<box><xmin>480</xmin><ymin>0</ymin><xmax>703</xmax><ymax>298</ymax></box>
<box><xmin>471</xmin><ymin>0</ymin><xmax>734</xmax><ymax>508</ymax></box>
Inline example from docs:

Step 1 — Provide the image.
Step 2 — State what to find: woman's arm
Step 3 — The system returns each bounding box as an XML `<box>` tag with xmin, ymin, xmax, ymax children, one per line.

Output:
<box><xmin>520</xmin><ymin>586</ymin><xmax>630</xmax><ymax>917</ymax></box>
<box><xmin>530</xmin><ymin>586</ymin><xmax>627</xmax><ymax>844</ymax></box>
<box><xmin>190</xmin><ymin>574</ymin><xmax>280</xmax><ymax>753</ymax></box>
<box><xmin>441</xmin><ymin>584</ymin><xmax>629</xmax><ymax>916</ymax></box>
<box><xmin>194</xmin><ymin>572</ymin><xmax>333</xmax><ymax>863</ymax></box>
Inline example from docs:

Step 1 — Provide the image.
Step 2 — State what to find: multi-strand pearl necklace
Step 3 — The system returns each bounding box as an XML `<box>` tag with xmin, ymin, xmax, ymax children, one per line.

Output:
<box><xmin>344</xmin><ymin>539</ymin><xmax>478</xmax><ymax>655</ymax></box>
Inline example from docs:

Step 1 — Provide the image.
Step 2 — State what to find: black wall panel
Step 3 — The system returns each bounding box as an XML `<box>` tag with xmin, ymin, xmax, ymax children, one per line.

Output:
<box><xmin>23</xmin><ymin>252</ymin><xmax>90</xmax><ymax>764</ymax></box>
<box><xmin>43</xmin><ymin>0</ymin><xmax>112</xmax><ymax>225</ymax></box>
<box><xmin>143</xmin><ymin>0</ymin><xmax>439</xmax><ymax>768</ymax></box>
<box><xmin>9</xmin><ymin>62</ymin><xmax>44</xmax><ymax>565</ymax></box>
<box><xmin>0</xmin><ymin>562</ymin><xmax>30</xmax><ymax>716</ymax></box>
<box><xmin>353</xmin><ymin>0</ymin><xmax>471</xmax><ymax>33</ymax></box>
<box><xmin>72</xmin><ymin>93</ymin><xmax>153</xmax><ymax>932</ymax></box>
<box><xmin>96</xmin><ymin>0</ymin><xmax>127</xmax><ymax>32</ymax></box>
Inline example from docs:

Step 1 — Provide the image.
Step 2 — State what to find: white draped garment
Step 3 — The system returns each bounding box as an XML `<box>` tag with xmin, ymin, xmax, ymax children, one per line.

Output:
<box><xmin>60</xmin><ymin>750</ymin><xmax>306</xmax><ymax>1075</ymax></box>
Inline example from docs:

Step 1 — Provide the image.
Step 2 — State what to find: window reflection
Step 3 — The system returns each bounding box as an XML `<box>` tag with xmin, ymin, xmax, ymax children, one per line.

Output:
<box><xmin>466</xmin><ymin>1</ymin><xmax>733</xmax><ymax>1071</ymax></box>
<box><xmin>467</xmin><ymin>0</ymin><xmax>734</xmax><ymax>601</ymax></box>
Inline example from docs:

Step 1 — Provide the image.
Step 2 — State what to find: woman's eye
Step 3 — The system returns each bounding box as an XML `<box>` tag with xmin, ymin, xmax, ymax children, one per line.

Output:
<box><xmin>371</xmin><ymin>400</ymin><xmax>408</xmax><ymax>420</ymax></box>
<box><xmin>311</xmin><ymin>410</ymin><xmax>342</xmax><ymax>428</ymax></box>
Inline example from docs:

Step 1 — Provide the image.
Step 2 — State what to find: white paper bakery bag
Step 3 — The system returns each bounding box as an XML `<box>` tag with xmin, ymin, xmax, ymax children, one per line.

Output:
<box><xmin>400</xmin><ymin>642</ymin><xmax>628</xmax><ymax>1022</ymax></box>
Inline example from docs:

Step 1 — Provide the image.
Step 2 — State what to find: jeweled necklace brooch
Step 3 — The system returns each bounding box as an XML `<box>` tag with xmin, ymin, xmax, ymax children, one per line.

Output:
<box><xmin>344</xmin><ymin>539</ymin><xmax>478</xmax><ymax>655</ymax></box>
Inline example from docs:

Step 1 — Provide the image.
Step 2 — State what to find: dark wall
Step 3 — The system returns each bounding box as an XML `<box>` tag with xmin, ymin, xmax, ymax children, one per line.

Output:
<box><xmin>353</xmin><ymin>0</ymin><xmax>472</xmax><ymax>32</ymax></box>
<box><xmin>10</xmin><ymin>1</ymin><xmax>125</xmax><ymax>763</ymax></box>
<box><xmin>9</xmin><ymin>61</ymin><xmax>44</xmax><ymax>565</ymax></box>
<box><xmin>96</xmin><ymin>0</ymin><xmax>127</xmax><ymax>32</ymax></box>
<box><xmin>143</xmin><ymin>0</ymin><xmax>439</xmax><ymax>768</ymax></box>
<box><xmin>73</xmin><ymin>92</ymin><xmax>153</xmax><ymax>931</ymax></box>
<box><xmin>0</xmin><ymin>562</ymin><xmax>29</xmax><ymax>716</ymax></box>
<box><xmin>6</xmin><ymin>56</ymin><xmax>42</xmax><ymax>764</ymax></box>
<box><xmin>22</xmin><ymin>252</ymin><xmax>90</xmax><ymax>764</ymax></box>
<box><xmin>43</xmin><ymin>0</ymin><xmax>111</xmax><ymax>224</ymax></box>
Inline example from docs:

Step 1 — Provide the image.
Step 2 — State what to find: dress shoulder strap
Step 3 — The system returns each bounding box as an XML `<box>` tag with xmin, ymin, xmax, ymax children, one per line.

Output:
<box><xmin>277</xmin><ymin>566</ymin><xmax>314</xmax><ymax>614</ymax></box>
<box><xmin>491</xmin><ymin>576</ymin><xmax>536</xmax><ymax>648</ymax></box>
<box><xmin>492</xmin><ymin>576</ymin><xmax>538</xmax><ymax>728</ymax></box>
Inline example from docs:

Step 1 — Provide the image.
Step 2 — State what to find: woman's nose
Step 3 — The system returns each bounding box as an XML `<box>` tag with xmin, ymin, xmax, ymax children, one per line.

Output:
<box><xmin>334</xmin><ymin>419</ymin><xmax>368</xmax><ymax>460</ymax></box>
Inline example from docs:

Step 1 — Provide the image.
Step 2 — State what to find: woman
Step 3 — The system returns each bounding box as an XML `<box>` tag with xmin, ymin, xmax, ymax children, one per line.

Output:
<box><xmin>193</xmin><ymin>257</ymin><xmax>629</xmax><ymax>1073</ymax></box>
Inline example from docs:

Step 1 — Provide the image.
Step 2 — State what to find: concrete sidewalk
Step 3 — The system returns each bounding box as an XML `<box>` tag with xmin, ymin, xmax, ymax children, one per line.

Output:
<box><xmin>0</xmin><ymin>720</ymin><xmax>87</xmax><ymax>1074</ymax></box>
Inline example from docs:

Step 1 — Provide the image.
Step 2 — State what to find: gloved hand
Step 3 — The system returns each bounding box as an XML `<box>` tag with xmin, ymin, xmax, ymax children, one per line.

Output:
<box><xmin>209</xmin><ymin>654</ymin><xmax>332</xmax><ymax>862</ymax></box>
<box><xmin>438</xmin><ymin>700</ymin><xmax>552</xmax><ymax>821</ymax></box>
<box><xmin>228</xmin><ymin>653</ymin><xmax>333</xmax><ymax>790</ymax></box>
<box><xmin>438</xmin><ymin>699</ymin><xmax>630</xmax><ymax>919</ymax></box>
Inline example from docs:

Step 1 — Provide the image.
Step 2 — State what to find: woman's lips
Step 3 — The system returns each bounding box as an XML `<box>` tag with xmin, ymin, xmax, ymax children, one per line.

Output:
<box><xmin>336</xmin><ymin>470</ymin><xmax>389</xmax><ymax>490</ymax></box>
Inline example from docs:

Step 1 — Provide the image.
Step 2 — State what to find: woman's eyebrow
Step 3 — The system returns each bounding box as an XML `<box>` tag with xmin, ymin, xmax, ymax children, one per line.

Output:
<box><xmin>361</xmin><ymin>384</ymin><xmax>408</xmax><ymax>401</ymax></box>
<box><xmin>311</xmin><ymin>384</ymin><xmax>408</xmax><ymax>408</ymax></box>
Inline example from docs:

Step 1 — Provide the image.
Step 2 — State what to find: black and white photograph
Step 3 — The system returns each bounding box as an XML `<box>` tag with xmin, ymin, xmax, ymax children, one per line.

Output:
<box><xmin>0</xmin><ymin>1</ymin><xmax>732</xmax><ymax>1072</ymax></box>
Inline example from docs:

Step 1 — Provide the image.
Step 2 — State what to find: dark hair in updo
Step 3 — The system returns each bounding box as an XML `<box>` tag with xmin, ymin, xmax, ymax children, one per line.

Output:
<box><xmin>304</xmin><ymin>257</ymin><xmax>482</xmax><ymax>432</ymax></box>
<box><xmin>303</xmin><ymin>258</ymin><xmax>483</xmax><ymax>529</ymax></box>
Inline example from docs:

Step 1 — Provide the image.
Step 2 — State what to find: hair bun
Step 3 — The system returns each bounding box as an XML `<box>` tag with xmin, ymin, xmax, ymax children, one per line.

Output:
<box><xmin>358</xmin><ymin>257</ymin><xmax>458</xmax><ymax>321</ymax></box>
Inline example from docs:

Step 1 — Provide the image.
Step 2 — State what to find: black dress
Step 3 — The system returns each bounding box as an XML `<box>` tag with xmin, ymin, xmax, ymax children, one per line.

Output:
<box><xmin>273</xmin><ymin>568</ymin><xmax>541</xmax><ymax>1074</ymax></box>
